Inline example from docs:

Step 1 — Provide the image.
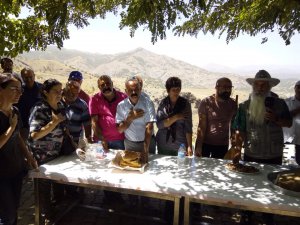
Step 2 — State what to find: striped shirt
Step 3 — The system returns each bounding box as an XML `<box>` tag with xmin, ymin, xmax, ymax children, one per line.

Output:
<box><xmin>28</xmin><ymin>101</ymin><xmax>65</xmax><ymax>163</ymax></box>
<box><xmin>64</xmin><ymin>98</ymin><xmax>91</xmax><ymax>143</ymax></box>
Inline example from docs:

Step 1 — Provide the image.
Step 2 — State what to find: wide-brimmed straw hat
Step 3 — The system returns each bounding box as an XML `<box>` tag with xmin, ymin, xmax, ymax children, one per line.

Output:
<box><xmin>246</xmin><ymin>70</ymin><xmax>280</xmax><ymax>87</ymax></box>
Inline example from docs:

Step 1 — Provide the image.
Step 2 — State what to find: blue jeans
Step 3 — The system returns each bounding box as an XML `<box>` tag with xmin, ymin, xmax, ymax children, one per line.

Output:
<box><xmin>107</xmin><ymin>140</ymin><xmax>125</xmax><ymax>150</ymax></box>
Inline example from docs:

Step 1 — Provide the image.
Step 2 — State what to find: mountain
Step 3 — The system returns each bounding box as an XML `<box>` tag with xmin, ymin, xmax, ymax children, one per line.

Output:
<box><xmin>203</xmin><ymin>63</ymin><xmax>300</xmax><ymax>80</ymax></box>
<box><xmin>16</xmin><ymin>47</ymin><xmax>297</xmax><ymax>97</ymax></box>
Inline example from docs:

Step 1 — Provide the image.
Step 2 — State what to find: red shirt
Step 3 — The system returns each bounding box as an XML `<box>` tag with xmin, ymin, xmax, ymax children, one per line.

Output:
<box><xmin>89</xmin><ymin>90</ymin><xmax>127</xmax><ymax>141</ymax></box>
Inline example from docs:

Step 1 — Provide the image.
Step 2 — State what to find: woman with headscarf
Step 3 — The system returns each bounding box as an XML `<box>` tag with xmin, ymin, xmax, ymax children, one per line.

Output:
<box><xmin>156</xmin><ymin>77</ymin><xmax>193</xmax><ymax>156</ymax></box>
<box><xmin>0</xmin><ymin>74</ymin><xmax>37</xmax><ymax>225</ymax></box>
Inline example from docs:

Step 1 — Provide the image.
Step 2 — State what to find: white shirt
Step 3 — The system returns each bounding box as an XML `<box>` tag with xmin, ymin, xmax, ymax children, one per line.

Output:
<box><xmin>116</xmin><ymin>94</ymin><xmax>156</xmax><ymax>142</ymax></box>
<box><xmin>283</xmin><ymin>96</ymin><xmax>300</xmax><ymax>145</ymax></box>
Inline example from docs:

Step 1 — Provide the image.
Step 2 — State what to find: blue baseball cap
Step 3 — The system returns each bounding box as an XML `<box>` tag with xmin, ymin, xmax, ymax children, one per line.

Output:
<box><xmin>68</xmin><ymin>71</ymin><xmax>83</xmax><ymax>81</ymax></box>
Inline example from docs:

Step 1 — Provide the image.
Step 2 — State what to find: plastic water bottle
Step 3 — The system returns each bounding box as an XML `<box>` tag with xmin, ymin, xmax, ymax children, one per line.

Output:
<box><xmin>95</xmin><ymin>141</ymin><xmax>106</xmax><ymax>159</ymax></box>
<box><xmin>177</xmin><ymin>143</ymin><xmax>186</xmax><ymax>168</ymax></box>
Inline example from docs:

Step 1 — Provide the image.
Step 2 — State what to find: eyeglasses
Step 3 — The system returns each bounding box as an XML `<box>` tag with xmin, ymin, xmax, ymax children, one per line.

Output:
<box><xmin>9</xmin><ymin>86</ymin><xmax>24</xmax><ymax>93</ymax></box>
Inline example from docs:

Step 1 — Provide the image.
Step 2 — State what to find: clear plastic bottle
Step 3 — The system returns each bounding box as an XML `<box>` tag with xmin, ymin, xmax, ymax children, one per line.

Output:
<box><xmin>95</xmin><ymin>141</ymin><xmax>106</xmax><ymax>159</ymax></box>
<box><xmin>177</xmin><ymin>143</ymin><xmax>186</xmax><ymax>168</ymax></box>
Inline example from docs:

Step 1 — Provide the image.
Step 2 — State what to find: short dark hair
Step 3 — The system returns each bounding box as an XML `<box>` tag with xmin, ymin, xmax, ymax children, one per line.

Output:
<box><xmin>21</xmin><ymin>67</ymin><xmax>34</xmax><ymax>76</ymax></box>
<box><xmin>41</xmin><ymin>79</ymin><xmax>62</xmax><ymax>100</ymax></box>
<box><xmin>165</xmin><ymin>77</ymin><xmax>181</xmax><ymax>92</ymax></box>
<box><xmin>99</xmin><ymin>75</ymin><xmax>111</xmax><ymax>82</ymax></box>
<box><xmin>0</xmin><ymin>57</ymin><xmax>13</xmax><ymax>66</ymax></box>
<box><xmin>215</xmin><ymin>77</ymin><xmax>232</xmax><ymax>87</ymax></box>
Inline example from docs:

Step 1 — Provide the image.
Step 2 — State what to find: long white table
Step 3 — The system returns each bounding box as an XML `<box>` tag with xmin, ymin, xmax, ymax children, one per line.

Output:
<box><xmin>29</xmin><ymin>153</ymin><xmax>300</xmax><ymax>225</ymax></box>
<box><xmin>181</xmin><ymin>157</ymin><xmax>300</xmax><ymax>225</ymax></box>
<box><xmin>29</xmin><ymin>153</ymin><xmax>184</xmax><ymax>225</ymax></box>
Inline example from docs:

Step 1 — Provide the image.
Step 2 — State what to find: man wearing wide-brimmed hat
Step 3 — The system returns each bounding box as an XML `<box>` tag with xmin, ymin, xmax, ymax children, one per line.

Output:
<box><xmin>232</xmin><ymin>69</ymin><xmax>292</xmax><ymax>225</ymax></box>
<box><xmin>232</xmin><ymin>69</ymin><xmax>292</xmax><ymax>163</ymax></box>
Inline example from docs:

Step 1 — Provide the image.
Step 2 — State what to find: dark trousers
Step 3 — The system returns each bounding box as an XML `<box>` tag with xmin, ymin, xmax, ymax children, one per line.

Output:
<box><xmin>295</xmin><ymin>144</ymin><xmax>300</xmax><ymax>165</ymax></box>
<box><xmin>38</xmin><ymin>179</ymin><xmax>65</xmax><ymax>217</ymax></box>
<box><xmin>202</xmin><ymin>143</ymin><xmax>228</xmax><ymax>159</ymax></box>
<box><xmin>124</xmin><ymin>136</ymin><xmax>156</xmax><ymax>154</ymax></box>
<box><xmin>243</xmin><ymin>154</ymin><xmax>282</xmax><ymax>165</ymax></box>
<box><xmin>0</xmin><ymin>171</ymin><xmax>25</xmax><ymax>225</ymax></box>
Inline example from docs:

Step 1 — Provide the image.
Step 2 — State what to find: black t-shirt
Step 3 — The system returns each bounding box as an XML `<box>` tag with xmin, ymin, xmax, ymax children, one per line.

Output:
<box><xmin>0</xmin><ymin>107</ymin><xmax>25</xmax><ymax>178</ymax></box>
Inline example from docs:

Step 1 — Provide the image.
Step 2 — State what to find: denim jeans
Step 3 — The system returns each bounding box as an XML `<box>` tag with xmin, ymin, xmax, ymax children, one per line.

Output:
<box><xmin>107</xmin><ymin>140</ymin><xmax>125</xmax><ymax>150</ymax></box>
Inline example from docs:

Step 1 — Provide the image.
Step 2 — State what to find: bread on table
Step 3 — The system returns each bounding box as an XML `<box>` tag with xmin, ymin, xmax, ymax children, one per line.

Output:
<box><xmin>119</xmin><ymin>150</ymin><xmax>142</xmax><ymax>168</ymax></box>
<box><xmin>275</xmin><ymin>169</ymin><xmax>300</xmax><ymax>192</ymax></box>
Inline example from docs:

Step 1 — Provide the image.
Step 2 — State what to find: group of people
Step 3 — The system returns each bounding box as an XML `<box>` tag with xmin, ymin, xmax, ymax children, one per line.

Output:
<box><xmin>0</xmin><ymin>56</ymin><xmax>299</xmax><ymax>225</ymax></box>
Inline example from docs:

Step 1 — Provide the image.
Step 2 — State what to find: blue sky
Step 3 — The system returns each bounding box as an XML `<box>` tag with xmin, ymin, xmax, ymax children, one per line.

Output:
<box><xmin>64</xmin><ymin>13</ymin><xmax>300</xmax><ymax>75</ymax></box>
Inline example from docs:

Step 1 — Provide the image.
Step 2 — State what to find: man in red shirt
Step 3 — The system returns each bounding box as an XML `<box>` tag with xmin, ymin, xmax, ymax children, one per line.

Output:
<box><xmin>89</xmin><ymin>75</ymin><xmax>127</xmax><ymax>203</ymax></box>
<box><xmin>89</xmin><ymin>75</ymin><xmax>127</xmax><ymax>151</ymax></box>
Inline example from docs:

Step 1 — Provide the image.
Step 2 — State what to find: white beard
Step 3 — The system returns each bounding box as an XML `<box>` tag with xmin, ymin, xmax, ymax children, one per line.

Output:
<box><xmin>249</xmin><ymin>93</ymin><xmax>266</xmax><ymax>125</ymax></box>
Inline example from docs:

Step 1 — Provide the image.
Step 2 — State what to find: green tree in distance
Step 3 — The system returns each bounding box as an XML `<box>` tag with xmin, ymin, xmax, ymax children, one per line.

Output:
<box><xmin>1</xmin><ymin>0</ymin><xmax>299</xmax><ymax>57</ymax></box>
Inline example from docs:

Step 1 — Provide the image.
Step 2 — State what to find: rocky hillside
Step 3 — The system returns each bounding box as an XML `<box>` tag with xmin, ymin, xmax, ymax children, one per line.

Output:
<box><xmin>14</xmin><ymin>46</ymin><xmax>297</xmax><ymax>98</ymax></box>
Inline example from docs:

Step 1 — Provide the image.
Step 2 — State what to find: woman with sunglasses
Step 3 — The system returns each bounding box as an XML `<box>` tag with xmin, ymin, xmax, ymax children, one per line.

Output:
<box><xmin>0</xmin><ymin>74</ymin><xmax>37</xmax><ymax>225</ymax></box>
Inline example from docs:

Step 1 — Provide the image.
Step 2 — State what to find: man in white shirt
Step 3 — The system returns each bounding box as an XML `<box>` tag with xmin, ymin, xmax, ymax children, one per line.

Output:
<box><xmin>283</xmin><ymin>80</ymin><xmax>300</xmax><ymax>165</ymax></box>
<box><xmin>116</xmin><ymin>77</ymin><xmax>156</xmax><ymax>160</ymax></box>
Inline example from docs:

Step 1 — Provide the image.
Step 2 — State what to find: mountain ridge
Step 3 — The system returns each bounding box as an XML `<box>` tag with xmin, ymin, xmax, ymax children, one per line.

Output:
<box><xmin>17</xmin><ymin>47</ymin><xmax>297</xmax><ymax>95</ymax></box>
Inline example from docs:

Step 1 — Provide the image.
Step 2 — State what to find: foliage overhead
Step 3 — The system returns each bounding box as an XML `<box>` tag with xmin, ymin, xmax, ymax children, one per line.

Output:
<box><xmin>1</xmin><ymin>0</ymin><xmax>299</xmax><ymax>57</ymax></box>
<box><xmin>174</xmin><ymin>0</ymin><xmax>300</xmax><ymax>46</ymax></box>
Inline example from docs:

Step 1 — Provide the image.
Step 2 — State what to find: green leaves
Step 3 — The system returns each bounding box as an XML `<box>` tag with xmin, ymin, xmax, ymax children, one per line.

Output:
<box><xmin>0</xmin><ymin>0</ymin><xmax>299</xmax><ymax>57</ymax></box>
<box><xmin>174</xmin><ymin>0</ymin><xmax>300</xmax><ymax>45</ymax></box>
<box><xmin>0</xmin><ymin>0</ymin><xmax>118</xmax><ymax>57</ymax></box>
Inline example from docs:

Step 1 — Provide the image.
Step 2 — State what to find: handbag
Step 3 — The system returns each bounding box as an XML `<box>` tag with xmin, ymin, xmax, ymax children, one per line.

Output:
<box><xmin>61</xmin><ymin>128</ymin><xmax>77</xmax><ymax>155</ymax></box>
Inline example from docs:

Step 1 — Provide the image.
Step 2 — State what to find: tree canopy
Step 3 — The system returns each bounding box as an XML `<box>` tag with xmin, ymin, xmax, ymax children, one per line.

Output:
<box><xmin>1</xmin><ymin>0</ymin><xmax>299</xmax><ymax>57</ymax></box>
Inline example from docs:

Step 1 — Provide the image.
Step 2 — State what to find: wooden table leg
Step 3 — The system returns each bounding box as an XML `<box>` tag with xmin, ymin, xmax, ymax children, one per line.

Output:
<box><xmin>173</xmin><ymin>197</ymin><xmax>180</xmax><ymax>225</ymax></box>
<box><xmin>184</xmin><ymin>196</ymin><xmax>190</xmax><ymax>225</ymax></box>
<box><xmin>34</xmin><ymin>179</ymin><xmax>41</xmax><ymax>225</ymax></box>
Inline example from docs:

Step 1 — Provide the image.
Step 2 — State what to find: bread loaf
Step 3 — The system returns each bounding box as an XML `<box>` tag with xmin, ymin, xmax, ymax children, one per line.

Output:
<box><xmin>275</xmin><ymin>169</ymin><xmax>300</xmax><ymax>192</ymax></box>
<box><xmin>119</xmin><ymin>150</ymin><xmax>142</xmax><ymax>168</ymax></box>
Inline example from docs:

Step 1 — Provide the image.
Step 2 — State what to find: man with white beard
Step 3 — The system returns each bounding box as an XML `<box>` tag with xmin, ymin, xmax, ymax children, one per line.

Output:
<box><xmin>232</xmin><ymin>70</ymin><xmax>292</xmax><ymax>225</ymax></box>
